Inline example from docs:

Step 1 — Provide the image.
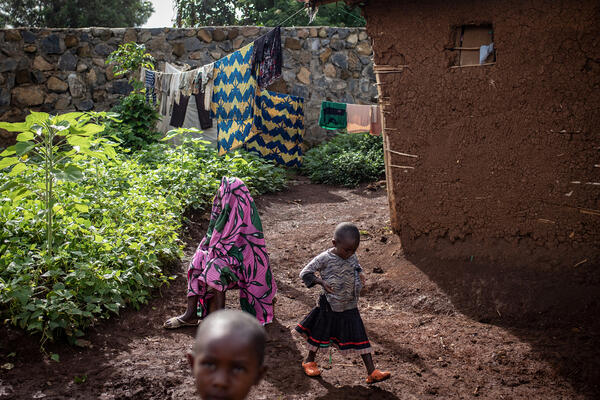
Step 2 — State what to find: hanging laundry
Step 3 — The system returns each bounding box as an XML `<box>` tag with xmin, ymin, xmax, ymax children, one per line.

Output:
<box><xmin>479</xmin><ymin>42</ymin><xmax>494</xmax><ymax>64</ymax></box>
<box><xmin>211</xmin><ymin>42</ymin><xmax>258</xmax><ymax>156</ymax></box>
<box><xmin>252</xmin><ymin>26</ymin><xmax>282</xmax><ymax>89</ymax></box>
<box><xmin>244</xmin><ymin>89</ymin><xmax>305</xmax><ymax>168</ymax></box>
<box><xmin>170</xmin><ymin>92</ymin><xmax>212</xmax><ymax>130</ymax></box>
<box><xmin>346</xmin><ymin>104</ymin><xmax>372</xmax><ymax>134</ymax></box>
<box><xmin>370</xmin><ymin>105</ymin><xmax>382</xmax><ymax>136</ymax></box>
<box><xmin>144</xmin><ymin>69</ymin><xmax>157</xmax><ymax>104</ymax></box>
<box><xmin>319</xmin><ymin>101</ymin><xmax>347</xmax><ymax>130</ymax></box>
<box><xmin>200</xmin><ymin>63</ymin><xmax>215</xmax><ymax>111</ymax></box>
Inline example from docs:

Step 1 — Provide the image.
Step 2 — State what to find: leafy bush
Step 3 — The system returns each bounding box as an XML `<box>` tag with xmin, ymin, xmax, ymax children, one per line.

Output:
<box><xmin>301</xmin><ymin>133</ymin><xmax>385</xmax><ymax>187</ymax></box>
<box><xmin>105</xmin><ymin>92</ymin><xmax>161</xmax><ymax>150</ymax></box>
<box><xmin>0</xmin><ymin>127</ymin><xmax>287</xmax><ymax>343</ymax></box>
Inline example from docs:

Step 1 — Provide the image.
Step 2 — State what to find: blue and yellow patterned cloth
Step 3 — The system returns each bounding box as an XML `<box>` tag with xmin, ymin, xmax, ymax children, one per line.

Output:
<box><xmin>211</xmin><ymin>43</ymin><xmax>258</xmax><ymax>156</ymax></box>
<box><xmin>244</xmin><ymin>89</ymin><xmax>305</xmax><ymax>168</ymax></box>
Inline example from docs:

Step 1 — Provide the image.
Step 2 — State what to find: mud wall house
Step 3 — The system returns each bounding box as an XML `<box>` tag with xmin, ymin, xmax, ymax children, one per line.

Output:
<box><xmin>312</xmin><ymin>0</ymin><xmax>600</xmax><ymax>318</ymax></box>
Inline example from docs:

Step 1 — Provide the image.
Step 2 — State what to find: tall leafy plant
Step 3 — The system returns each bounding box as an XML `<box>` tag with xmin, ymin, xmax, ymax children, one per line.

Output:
<box><xmin>0</xmin><ymin>112</ymin><xmax>118</xmax><ymax>258</ymax></box>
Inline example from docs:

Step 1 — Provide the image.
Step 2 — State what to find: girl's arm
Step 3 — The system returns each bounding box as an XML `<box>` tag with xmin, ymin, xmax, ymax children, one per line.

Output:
<box><xmin>300</xmin><ymin>253</ymin><xmax>334</xmax><ymax>293</ymax></box>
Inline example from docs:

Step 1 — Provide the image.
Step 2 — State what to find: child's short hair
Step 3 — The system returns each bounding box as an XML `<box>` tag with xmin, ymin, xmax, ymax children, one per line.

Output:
<box><xmin>334</xmin><ymin>222</ymin><xmax>360</xmax><ymax>244</ymax></box>
<box><xmin>193</xmin><ymin>309</ymin><xmax>266</xmax><ymax>364</ymax></box>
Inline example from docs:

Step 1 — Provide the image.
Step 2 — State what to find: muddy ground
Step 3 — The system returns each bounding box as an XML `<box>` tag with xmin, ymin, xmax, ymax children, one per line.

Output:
<box><xmin>1</xmin><ymin>178</ymin><xmax>598</xmax><ymax>399</ymax></box>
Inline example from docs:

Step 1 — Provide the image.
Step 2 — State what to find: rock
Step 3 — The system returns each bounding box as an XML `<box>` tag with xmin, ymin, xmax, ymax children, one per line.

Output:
<box><xmin>92</xmin><ymin>89</ymin><xmax>106</xmax><ymax>103</ymax></box>
<box><xmin>0</xmin><ymin>88</ymin><xmax>11</xmax><ymax>107</ymax></box>
<box><xmin>348</xmin><ymin>52</ymin><xmax>361</xmax><ymax>72</ymax></box>
<box><xmin>319</xmin><ymin>48</ymin><xmax>332</xmax><ymax>64</ymax></box>
<box><xmin>285</xmin><ymin>37</ymin><xmax>302</xmax><ymax>50</ymax></box>
<box><xmin>209</xmin><ymin>51</ymin><xmax>221</xmax><ymax>60</ymax></box>
<box><xmin>12</xmin><ymin>86</ymin><xmax>44</xmax><ymax>106</ymax></box>
<box><xmin>331</xmin><ymin>53</ymin><xmax>348</xmax><ymax>69</ymax></box>
<box><xmin>167</xmin><ymin>30</ymin><xmax>183</xmax><ymax>40</ymax></box>
<box><xmin>307</xmin><ymin>38</ymin><xmax>319</xmax><ymax>52</ymax></box>
<box><xmin>123</xmin><ymin>29</ymin><xmax>137</xmax><ymax>43</ymax></box>
<box><xmin>4</xmin><ymin>73</ymin><xmax>15</xmax><ymax>89</ymax></box>
<box><xmin>79</xmin><ymin>31</ymin><xmax>91</xmax><ymax>42</ymax></box>
<box><xmin>92</xmin><ymin>28</ymin><xmax>112</xmax><ymax>40</ymax></box>
<box><xmin>147</xmin><ymin>37</ymin><xmax>169</xmax><ymax>53</ymax></box>
<box><xmin>85</xmin><ymin>69</ymin><xmax>97</xmax><ymax>85</ymax></box>
<box><xmin>218</xmin><ymin>41</ymin><xmax>232</xmax><ymax>52</ymax></box>
<box><xmin>172</xmin><ymin>42</ymin><xmax>185</xmax><ymax>57</ymax></box>
<box><xmin>332</xmin><ymin>79</ymin><xmax>347</xmax><ymax>90</ymax></box>
<box><xmin>111</xmin><ymin>79</ymin><xmax>132</xmax><ymax>95</ymax></box>
<box><xmin>362</xmin><ymin>64</ymin><xmax>373</xmax><ymax>77</ymax></box>
<box><xmin>324</xmin><ymin>63</ymin><xmax>336</xmax><ymax>78</ymax></box>
<box><xmin>105</xmin><ymin>65</ymin><xmax>115</xmax><ymax>81</ymax></box>
<box><xmin>94</xmin><ymin>43</ymin><xmax>114</xmax><ymax>57</ymax></box>
<box><xmin>68</xmin><ymin>74</ymin><xmax>86</xmax><ymax>98</ymax></box>
<box><xmin>283</xmin><ymin>51</ymin><xmax>297</xmax><ymax>69</ymax></box>
<box><xmin>297</xmin><ymin>67</ymin><xmax>311</xmax><ymax>85</ymax></box>
<box><xmin>15</xmin><ymin>70</ymin><xmax>31</xmax><ymax>84</ymax></box>
<box><xmin>233</xmin><ymin>36</ymin><xmax>244</xmax><ymax>50</ymax></box>
<box><xmin>241</xmin><ymin>27</ymin><xmax>259</xmax><ymax>37</ymax></box>
<box><xmin>65</xmin><ymin>35</ymin><xmax>79</xmax><ymax>48</ymax></box>
<box><xmin>76</xmin><ymin>62</ymin><xmax>88</xmax><ymax>72</ymax></box>
<box><xmin>77</xmin><ymin>44</ymin><xmax>92</xmax><ymax>57</ymax></box>
<box><xmin>373</xmin><ymin>266</ymin><xmax>384</xmax><ymax>274</ymax></box>
<box><xmin>22</xmin><ymin>30</ymin><xmax>36</xmax><ymax>43</ymax></box>
<box><xmin>297</xmin><ymin>29</ymin><xmax>309</xmax><ymax>39</ymax></box>
<box><xmin>360</xmin><ymin>78</ymin><xmax>372</xmax><ymax>93</ymax></box>
<box><xmin>185</xmin><ymin>29</ymin><xmax>196</xmax><ymax>37</ymax></box>
<box><xmin>44</xmin><ymin>92</ymin><xmax>58</xmax><ymax>104</ymax></box>
<box><xmin>341</xmin><ymin>93</ymin><xmax>354</xmax><ymax>103</ymax></box>
<box><xmin>347</xmin><ymin>33</ymin><xmax>358</xmax><ymax>45</ymax></box>
<box><xmin>309</xmin><ymin>28</ymin><xmax>318</xmax><ymax>37</ymax></box>
<box><xmin>359</xmin><ymin>31</ymin><xmax>368</xmax><ymax>41</ymax></box>
<box><xmin>0</xmin><ymin>58</ymin><xmax>18</xmax><ymax>73</ymax></box>
<box><xmin>297</xmin><ymin>51</ymin><xmax>311</xmax><ymax>64</ymax></box>
<box><xmin>228</xmin><ymin>28</ymin><xmax>239</xmax><ymax>40</ymax></box>
<box><xmin>318</xmin><ymin>28</ymin><xmax>327</xmax><ymax>38</ymax></box>
<box><xmin>75</xmin><ymin>99</ymin><xmax>94</xmax><ymax>111</ymax></box>
<box><xmin>360</xmin><ymin>55</ymin><xmax>372</xmax><ymax>65</ymax></box>
<box><xmin>33</xmin><ymin>56</ymin><xmax>53</xmax><ymax>71</ymax></box>
<box><xmin>59</xmin><ymin>51</ymin><xmax>78</xmax><ymax>71</ymax></box>
<box><xmin>340</xmin><ymin>69</ymin><xmax>352</xmax><ymax>80</ymax></box>
<box><xmin>32</xmin><ymin>71</ymin><xmax>46</xmax><ymax>84</ymax></box>
<box><xmin>24</xmin><ymin>45</ymin><xmax>37</xmax><ymax>53</ymax></box>
<box><xmin>212</xmin><ymin>29</ymin><xmax>226</xmax><ymax>42</ymax></box>
<box><xmin>41</xmin><ymin>34</ymin><xmax>65</xmax><ymax>54</ymax></box>
<box><xmin>93</xmin><ymin>58</ymin><xmax>105</xmax><ymax>67</ymax></box>
<box><xmin>5</xmin><ymin>30</ymin><xmax>21</xmax><ymax>41</ymax></box>
<box><xmin>55</xmin><ymin>96</ymin><xmax>71</xmax><ymax>110</ymax></box>
<box><xmin>138</xmin><ymin>30</ymin><xmax>151</xmax><ymax>42</ymax></box>
<box><xmin>183</xmin><ymin>37</ymin><xmax>202</xmax><ymax>52</ymax></box>
<box><xmin>47</xmin><ymin>76</ymin><xmax>69</xmax><ymax>92</ymax></box>
<box><xmin>356</xmin><ymin>42</ymin><xmax>372</xmax><ymax>56</ymax></box>
<box><xmin>337</xmin><ymin>29</ymin><xmax>350</xmax><ymax>40</ymax></box>
<box><xmin>291</xmin><ymin>84</ymin><xmax>309</xmax><ymax>99</ymax></box>
<box><xmin>330</xmin><ymin>39</ymin><xmax>343</xmax><ymax>52</ymax></box>
<box><xmin>148</xmin><ymin>28</ymin><xmax>163</xmax><ymax>36</ymax></box>
<box><xmin>197</xmin><ymin>28</ymin><xmax>212</xmax><ymax>43</ymax></box>
<box><xmin>282</xmin><ymin>69</ymin><xmax>296</xmax><ymax>82</ymax></box>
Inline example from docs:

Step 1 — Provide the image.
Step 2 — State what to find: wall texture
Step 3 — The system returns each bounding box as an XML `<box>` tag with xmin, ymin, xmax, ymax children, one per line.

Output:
<box><xmin>365</xmin><ymin>0</ymin><xmax>600</xmax><ymax>268</ymax></box>
<box><xmin>0</xmin><ymin>26</ymin><xmax>376</xmax><ymax>146</ymax></box>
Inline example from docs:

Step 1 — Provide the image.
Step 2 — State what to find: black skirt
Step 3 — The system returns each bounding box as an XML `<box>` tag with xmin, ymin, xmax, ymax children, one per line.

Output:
<box><xmin>295</xmin><ymin>295</ymin><xmax>372</xmax><ymax>355</ymax></box>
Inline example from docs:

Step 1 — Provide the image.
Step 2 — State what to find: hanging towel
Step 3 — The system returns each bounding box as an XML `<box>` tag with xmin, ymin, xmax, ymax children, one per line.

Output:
<box><xmin>252</xmin><ymin>26</ymin><xmax>282</xmax><ymax>89</ymax></box>
<box><xmin>244</xmin><ymin>89</ymin><xmax>305</xmax><ymax>168</ymax></box>
<box><xmin>211</xmin><ymin>43</ymin><xmax>258</xmax><ymax>155</ymax></box>
<box><xmin>319</xmin><ymin>101</ymin><xmax>347</xmax><ymax>130</ymax></box>
<box><xmin>201</xmin><ymin>62</ymin><xmax>215</xmax><ymax>110</ymax></box>
<box><xmin>370</xmin><ymin>105</ymin><xmax>382</xmax><ymax>136</ymax></box>
<box><xmin>479</xmin><ymin>42</ymin><xmax>494</xmax><ymax>64</ymax></box>
<box><xmin>144</xmin><ymin>69</ymin><xmax>157</xmax><ymax>104</ymax></box>
<box><xmin>346</xmin><ymin>104</ymin><xmax>372</xmax><ymax>134</ymax></box>
<box><xmin>188</xmin><ymin>177</ymin><xmax>277</xmax><ymax>325</ymax></box>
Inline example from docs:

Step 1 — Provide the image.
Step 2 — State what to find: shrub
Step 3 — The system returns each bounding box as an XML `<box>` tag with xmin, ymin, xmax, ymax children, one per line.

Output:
<box><xmin>0</xmin><ymin>128</ymin><xmax>286</xmax><ymax>343</ymax></box>
<box><xmin>301</xmin><ymin>133</ymin><xmax>385</xmax><ymax>187</ymax></box>
<box><xmin>105</xmin><ymin>92</ymin><xmax>161</xmax><ymax>150</ymax></box>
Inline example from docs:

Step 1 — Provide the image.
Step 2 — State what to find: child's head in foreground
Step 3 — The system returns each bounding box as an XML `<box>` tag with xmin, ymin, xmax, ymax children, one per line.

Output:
<box><xmin>188</xmin><ymin>309</ymin><xmax>267</xmax><ymax>400</ymax></box>
<box><xmin>332</xmin><ymin>222</ymin><xmax>361</xmax><ymax>259</ymax></box>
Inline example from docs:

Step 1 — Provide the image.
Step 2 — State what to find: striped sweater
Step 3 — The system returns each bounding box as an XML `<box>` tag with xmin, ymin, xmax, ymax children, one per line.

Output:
<box><xmin>300</xmin><ymin>249</ymin><xmax>363</xmax><ymax>312</ymax></box>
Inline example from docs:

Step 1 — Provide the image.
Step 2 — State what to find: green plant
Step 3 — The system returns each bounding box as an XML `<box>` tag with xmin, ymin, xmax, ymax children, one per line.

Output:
<box><xmin>301</xmin><ymin>133</ymin><xmax>385</xmax><ymax>187</ymax></box>
<box><xmin>0</xmin><ymin>111</ymin><xmax>118</xmax><ymax>257</ymax></box>
<box><xmin>105</xmin><ymin>92</ymin><xmax>161</xmax><ymax>150</ymax></box>
<box><xmin>106</xmin><ymin>42</ymin><xmax>155</xmax><ymax>85</ymax></box>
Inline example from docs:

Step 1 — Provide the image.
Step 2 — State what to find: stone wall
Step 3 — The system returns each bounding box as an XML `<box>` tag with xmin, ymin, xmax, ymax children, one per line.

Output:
<box><xmin>0</xmin><ymin>26</ymin><xmax>375</xmax><ymax>146</ymax></box>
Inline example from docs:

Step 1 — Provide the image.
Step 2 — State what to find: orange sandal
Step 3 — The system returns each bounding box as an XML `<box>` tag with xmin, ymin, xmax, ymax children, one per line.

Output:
<box><xmin>366</xmin><ymin>369</ymin><xmax>391</xmax><ymax>384</ymax></box>
<box><xmin>302</xmin><ymin>362</ymin><xmax>321</xmax><ymax>377</ymax></box>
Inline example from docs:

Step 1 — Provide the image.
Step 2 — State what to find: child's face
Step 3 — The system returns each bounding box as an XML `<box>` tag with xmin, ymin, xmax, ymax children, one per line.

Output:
<box><xmin>188</xmin><ymin>333</ymin><xmax>265</xmax><ymax>400</ymax></box>
<box><xmin>332</xmin><ymin>238</ymin><xmax>359</xmax><ymax>260</ymax></box>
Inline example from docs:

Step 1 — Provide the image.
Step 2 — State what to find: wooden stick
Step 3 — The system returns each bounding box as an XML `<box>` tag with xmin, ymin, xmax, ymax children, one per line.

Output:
<box><xmin>447</xmin><ymin>47</ymin><xmax>481</xmax><ymax>51</ymax></box>
<box><xmin>449</xmin><ymin>62</ymin><xmax>496</xmax><ymax>69</ymax></box>
<box><xmin>390</xmin><ymin>164</ymin><xmax>415</xmax><ymax>169</ymax></box>
<box><xmin>573</xmin><ymin>259</ymin><xmax>588</xmax><ymax>268</ymax></box>
<box><xmin>387</xmin><ymin>149</ymin><xmax>418</xmax><ymax>158</ymax></box>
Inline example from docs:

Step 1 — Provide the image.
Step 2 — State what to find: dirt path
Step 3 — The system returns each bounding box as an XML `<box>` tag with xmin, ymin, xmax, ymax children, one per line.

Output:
<box><xmin>1</xmin><ymin>178</ymin><xmax>598</xmax><ymax>399</ymax></box>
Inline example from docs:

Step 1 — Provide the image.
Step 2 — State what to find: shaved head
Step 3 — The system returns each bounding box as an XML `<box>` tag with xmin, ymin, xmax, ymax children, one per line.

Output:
<box><xmin>194</xmin><ymin>309</ymin><xmax>266</xmax><ymax>364</ymax></box>
<box><xmin>333</xmin><ymin>222</ymin><xmax>360</xmax><ymax>245</ymax></box>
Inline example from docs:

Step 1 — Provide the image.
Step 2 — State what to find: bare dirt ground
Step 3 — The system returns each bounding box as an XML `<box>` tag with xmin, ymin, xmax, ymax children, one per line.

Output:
<box><xmin>1</xmin><ymin>178</ymin><xmax>598</xmax><ymax>399</ymax></box>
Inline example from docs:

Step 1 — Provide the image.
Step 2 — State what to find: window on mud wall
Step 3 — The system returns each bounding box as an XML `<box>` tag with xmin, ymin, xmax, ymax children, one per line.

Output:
<box><xmin>452</xmin><ymin>25</ymin><xmax>495</xmax><ymax>66</ymax></box>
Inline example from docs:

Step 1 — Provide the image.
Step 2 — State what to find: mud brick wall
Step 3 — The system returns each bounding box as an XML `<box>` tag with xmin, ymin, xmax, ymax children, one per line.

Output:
<box><xmin>365</xmin><ymin>0</ymin><xmax>600</xmax><ymax>268</ymax></box>
<box><xmin>0</xmin><ymin>26</ymin><xmax>376</xmax><ymax>147</ymax></box>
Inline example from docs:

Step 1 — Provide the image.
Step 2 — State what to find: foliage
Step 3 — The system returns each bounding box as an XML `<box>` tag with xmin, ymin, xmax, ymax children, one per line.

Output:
<box><xmin>0</xmin><ymin>112</ymin><xmax>119</xmax><ymax>257</ymax></box>
<box><xmin>174</xmin><ymin>0</ymin><xmax>365</xmax><ymax>27</ymax></box>
<box><xmin>301</xmin><ymin>133</ymin><xmax>384</xmax><ymax>187</ymax></box>
<box><xmin>105</xmin><ymin>92</ymin><xmax>161</xmax><ymax>150</ymax></box>
<box><xmin>106</xmin><ymin>42</ymin><xmax>155</xmax><ymax>81</ymax></box>
<box><xmin>0</xmin><ymin>0</ymin><xmax>153</xmax><ymax>28</ymax></box>
<box><xmin>0</xmin><ymin>123</ymin><xmax>287</xmax><ymax>344</ymax></box>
